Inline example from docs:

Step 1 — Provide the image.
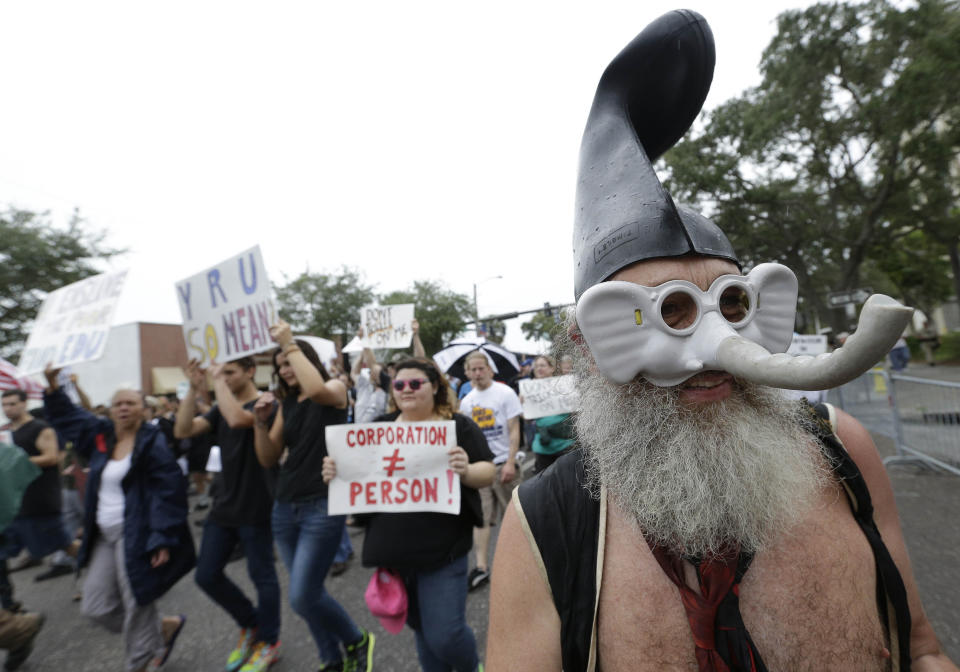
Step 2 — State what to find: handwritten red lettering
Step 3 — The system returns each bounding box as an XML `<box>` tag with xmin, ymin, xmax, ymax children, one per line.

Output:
<box><xmin>424</xmin><ymin>477</ymin><xmax>438</xmax><ymax>503</ymax></box>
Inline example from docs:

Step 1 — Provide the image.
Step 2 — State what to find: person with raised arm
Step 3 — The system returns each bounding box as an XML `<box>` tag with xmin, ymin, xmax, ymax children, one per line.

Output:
<box><xmin>174</xmin><ymin>357</ymin><xmax>280</xmax><ymax>672</ymax></box>
<box><xmin>253</xmin><ymin>319</ymin><xmax>374</xmax><ymax>672</ymax></box>
<box><xmin>42</xmin><ymin>366</ymin><xmax>191</xmax><ymax>672</ymax></box>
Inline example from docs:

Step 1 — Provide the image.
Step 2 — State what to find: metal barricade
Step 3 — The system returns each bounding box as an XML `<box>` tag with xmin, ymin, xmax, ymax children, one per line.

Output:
<box><xmin>827</xmin><ymin>368</ymin><xmax>898</xmax><ymax>441</ymax></box>
<box><xmin>827</xmin><ymin>368</ymin><xmax>960</xmax><ymax>476</ymax></box>
<box><xmin>886</xmin><ymin>374</ymin><xmax>960</xmax><ymax>476</ymax></box>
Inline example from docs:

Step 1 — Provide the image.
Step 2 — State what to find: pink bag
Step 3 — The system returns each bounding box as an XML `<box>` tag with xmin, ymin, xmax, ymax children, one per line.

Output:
<box><xmin>364</xmin><ymin>568</ymin><xmax>408</xmax><ymax>634</ymax></box>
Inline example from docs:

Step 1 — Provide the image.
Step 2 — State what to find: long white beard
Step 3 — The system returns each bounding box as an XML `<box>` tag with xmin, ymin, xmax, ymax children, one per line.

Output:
<box><xmin>575</xmin><ymin>361</ymin><xmax>829</xmax><ymax>558</ymax></box>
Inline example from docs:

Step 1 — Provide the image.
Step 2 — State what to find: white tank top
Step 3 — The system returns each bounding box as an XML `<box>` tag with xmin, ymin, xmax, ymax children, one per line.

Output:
<box><xmin>97</xmin><ymin>452</ymin><xmax>132</xmax><ymax>529</ymax></box>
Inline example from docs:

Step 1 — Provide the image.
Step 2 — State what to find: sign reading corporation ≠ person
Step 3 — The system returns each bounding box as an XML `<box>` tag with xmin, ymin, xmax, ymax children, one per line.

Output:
<box><xmin>175</xmin><ymin>246</ymin><xmax>277</xmax><ymax>367</ymax></box>
<box><xmin>18</xmin><ymin>270</ymin><xmax>129</xmax><ymax>375</ymax></box>
<box><xmin>325</xmin><ymin>421</ymin><xmax>460</xmax><ymax>515</ymax></box>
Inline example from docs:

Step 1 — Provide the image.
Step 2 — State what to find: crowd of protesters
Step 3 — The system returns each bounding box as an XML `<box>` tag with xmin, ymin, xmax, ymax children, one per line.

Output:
<box><xmin>0</xmin><ymin>308</ymin><xmax>570</xmax><ymax>672</ymax></box>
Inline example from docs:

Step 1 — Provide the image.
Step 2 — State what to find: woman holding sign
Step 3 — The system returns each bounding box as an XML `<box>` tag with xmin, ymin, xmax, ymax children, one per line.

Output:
<box><xmin>253</xmin><ymin>320</ymin><xmax>374</xmax><ymax>672</ymax></box>
<box><xmin>322</xmin><ymin>357</ymin><xmax>494</xmax><ymax>672</ymax></box>
<box><xmin>529</xmin><ymin>355</ymin><xmax>576</xmax><ymax>474</ymax></box>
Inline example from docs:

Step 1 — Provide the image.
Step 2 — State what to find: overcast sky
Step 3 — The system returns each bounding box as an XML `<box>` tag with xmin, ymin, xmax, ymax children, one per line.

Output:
<box><xmin>1</xmin><ymin>0</ymin><xmax>819</xmax><ymax>353</ymax></box>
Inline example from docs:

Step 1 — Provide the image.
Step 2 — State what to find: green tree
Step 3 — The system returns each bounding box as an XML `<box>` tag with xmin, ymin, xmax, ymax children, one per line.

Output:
<box><xmin>663</xmin><ymin>0</ymin><xmax>960</xmax><ymax>330</ymax></box>
<box><xmin>0</xmin><ymin>208</ymin><xmax>119</xmax><ymax>359</ymax></box>
<box><xmin>380</xmin><ymin>280</ymin><xmax>472</xmax><ymax>355</ymax></box>
<box><xmin>480</xmin><ymin>319</ymin><xmax>507</xmax><ymax>345</ymax></box>
<box><xmin>521</xmin><ymin>311</ymin><xmax>562</xmax><ymax>346</ymax></box>
<box><xmin>274</xmin><ymin>266</ymin><xmax>376</xmax><ymax>340</ymax></box>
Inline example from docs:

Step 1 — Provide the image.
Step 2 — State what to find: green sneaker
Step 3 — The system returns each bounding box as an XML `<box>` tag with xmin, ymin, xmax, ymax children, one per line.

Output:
<box><xmin>239</xmin><ymin>641</ymin><xmax>281</xmax><ymax>671</ymax></box>
<box><xmin>343</xmin><ymin>630</ymin><xmax>375</xmax><ymax>672</ymax></box>
<box><xmin>317</xmin><ymin>661</ymin><xmax>343</xmax><ymax>672</ymax></box>
<box><xmin>225</xmin><ymin>628</ymin><xmax>256</xmax><ymax>672</ymax></box>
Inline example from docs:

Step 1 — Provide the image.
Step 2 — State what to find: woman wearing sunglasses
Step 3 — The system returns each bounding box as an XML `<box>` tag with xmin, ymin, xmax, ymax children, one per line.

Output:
<box><xmin>322</xmin><ymin>358</ymin><xmax>494</xmax><ymax>672</ymax></box>
<box><xmin>253</xmin><ymin>320</ymin><xmax>374</xmax><ymax>672</ymax></box>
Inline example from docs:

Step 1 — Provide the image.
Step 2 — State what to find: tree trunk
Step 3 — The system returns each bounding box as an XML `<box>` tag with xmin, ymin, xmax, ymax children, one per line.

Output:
<box><xmin>949</xmin><ymin>238</ymin><xmax>960</xmax><ymax>305</ymax></box>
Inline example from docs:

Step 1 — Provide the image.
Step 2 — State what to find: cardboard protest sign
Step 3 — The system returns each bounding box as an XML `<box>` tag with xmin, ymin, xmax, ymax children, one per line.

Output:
<box><xmin>518</xmin><ymin>375</ymin><xmax>579</xmax><ymax>419</ymax></box>
<box><xmin>787</xmin><ymin>334</ymin><xmax>828</xmax><ymax>356</ymax></box>
<box><xmin>17</xmin><ymin>270</ymin><xmax>128</xmax><ymax>375</ymax></box>
<box><xmin>326</xmin><ymin>421</ymin><xmax>459</xmax><ymax>515</ymax></box>
<box><xmin>175</xmin><ymin>246</ymin><xmax>276</xmax><ymax>367</ymax></box>
<box><xmin>360</xmin><ymin>304</ymin><xmax>414</xmax><ymax>349</ymax></box>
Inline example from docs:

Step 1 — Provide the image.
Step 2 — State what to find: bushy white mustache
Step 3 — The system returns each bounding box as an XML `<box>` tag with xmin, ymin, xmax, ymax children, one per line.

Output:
<box><xmin>573</xmin><ymin>356</ymin><xmax>829</xmax><ymax>558</ymax></box>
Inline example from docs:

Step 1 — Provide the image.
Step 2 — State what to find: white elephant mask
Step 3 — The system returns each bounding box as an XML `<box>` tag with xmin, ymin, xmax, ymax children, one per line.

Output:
<box><xmin>576</xmin><ymin>262</ymin><xmax>913</xmax><ymax>391</ymax></box>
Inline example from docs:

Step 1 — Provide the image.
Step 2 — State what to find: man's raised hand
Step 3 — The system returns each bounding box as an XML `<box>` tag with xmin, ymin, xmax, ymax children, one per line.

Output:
<box><xmin>269</xmin><ymin>319</ymin><xmax>293</xmax><ymax>348</ymax></box>
<box><xmin>43</xmin><ymin>363</ymin><xmax>62</xmax><ymax>391</ymax></box>
<box><xmin>185</xmin><ymin>358</ymin><xmax>207</xmax><ymax>391</ymax></box>
<box><xmin>254</xmin><ymin>392</ymin><xmax>277</xmax><ymax>424</ymax></box>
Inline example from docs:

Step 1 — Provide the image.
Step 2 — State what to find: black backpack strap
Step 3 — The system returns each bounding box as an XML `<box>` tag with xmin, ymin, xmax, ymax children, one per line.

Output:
<box><xmin>516</xmin><ymin>450</ymin><xmax>601</xmax><ymax>672</ymax></box>
<box><xmin>809</xmin><ymin>402</ymin><xmax>912</xmax><ymax>671</ymax></box>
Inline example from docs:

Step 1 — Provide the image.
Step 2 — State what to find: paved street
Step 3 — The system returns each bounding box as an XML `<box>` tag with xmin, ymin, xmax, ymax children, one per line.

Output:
<box><xmin>2</xmin><ymin>514</ymin><xmax>493</xmax><ymax>671</ymax></box>
<box><xmin>4</xmin><ymin>369</ymin><xmax>959</xmax><ymax>670</ymax></box>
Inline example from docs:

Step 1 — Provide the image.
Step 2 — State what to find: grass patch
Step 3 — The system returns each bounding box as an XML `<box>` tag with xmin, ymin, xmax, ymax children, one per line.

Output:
<box><xmin>907</xmin><ymin>332</ymin><xmax>960</xmax><ymax>365</ymax></box>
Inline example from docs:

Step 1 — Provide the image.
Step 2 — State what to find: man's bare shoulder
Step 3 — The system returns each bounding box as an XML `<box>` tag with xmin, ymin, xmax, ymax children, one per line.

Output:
<box><xmin>487</xmin><ymin>496</ymin><xmax>562</xmax><ymax>669</ymax></box>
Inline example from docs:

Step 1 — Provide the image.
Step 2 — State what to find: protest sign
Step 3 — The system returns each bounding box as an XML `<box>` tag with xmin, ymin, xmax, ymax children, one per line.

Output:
<box><xmin>787</xmin><ymin>334</ymin><xmax>829</xmax><ymax>356</ymax></box>
<box><xmin>175</xmin><ymin>246</ymin><xmax>276</xmax><ymax>367</ymax></box>
<box><xmin>326</xmin><ymin>420</ymin><xmax>459</xmax><ymax>515</ymax></box>
<box><xmin>360</xmin><ymin>304</ymin><xmax>414</xmax><ymax>349</ymax></box>
<box><xmin>518</xmin><ymin>375</ymin><xmax>579</xmax><ymax>419</ymax></box>
<box><xmin>17</xmin><ymin>270</ymin><xmax>129</xmax><ymax>375</ymax></box>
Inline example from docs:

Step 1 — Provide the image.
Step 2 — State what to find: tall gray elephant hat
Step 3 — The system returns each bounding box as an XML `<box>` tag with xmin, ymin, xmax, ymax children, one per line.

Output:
<box><xmin>572</xmin><ymin>9</ymin><xmax>738</xmax><ymax>301</ymax></box>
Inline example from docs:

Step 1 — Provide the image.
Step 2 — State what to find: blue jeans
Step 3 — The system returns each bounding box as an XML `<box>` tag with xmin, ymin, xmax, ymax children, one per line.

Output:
<box><xmin>334</xmin><ymin>527</ymin><xmax>353</xmax><ymax>564</ymax></box>
<box><xmin>403</xmin><ymin>554</ymin><xmax>479</xmax><ymax>672</ymax></box>
<box><xmin>2</xmin><ymin>514</ymin><xmax>70</xmax><ymax>559</ymax></box>
<box><xmin>271</xmin><ymin>498</ymin><xmax>362</xmax><ymax>664</ymax></box>
<box><xmin>0</xmin><ymin>534</ymin><xmax>12</xmax><ymax>609</ymax></box>
<box><xmin>195</xmin><ymin>520</ymin><xmax>281</xmax><ymax>644</ymax></box>
<box><xmin>889</xmin><ymin>345</ymin><xmax>910</xmax><ymax>372</ymax></box>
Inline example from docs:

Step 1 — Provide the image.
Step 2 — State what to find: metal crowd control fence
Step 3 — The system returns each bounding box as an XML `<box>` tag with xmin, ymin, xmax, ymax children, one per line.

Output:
<box><xmin>827</xmin><ymin>368</ymin><xmax>960</xmax><ymax>476</ymax></box>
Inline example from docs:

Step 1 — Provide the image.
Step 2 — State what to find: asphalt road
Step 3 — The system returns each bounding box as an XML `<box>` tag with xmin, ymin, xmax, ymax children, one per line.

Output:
<box><xmin>4</xmin><ymin>397</ymin><xmax>959</xmax><ymax>670</ymax></box>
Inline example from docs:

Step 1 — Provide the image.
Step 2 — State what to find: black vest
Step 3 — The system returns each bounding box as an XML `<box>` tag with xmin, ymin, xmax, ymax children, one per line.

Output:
<box><xmin>516</xmin><ymin>402</ymin><xmax>913</xmax><ymax>671</ymax></box>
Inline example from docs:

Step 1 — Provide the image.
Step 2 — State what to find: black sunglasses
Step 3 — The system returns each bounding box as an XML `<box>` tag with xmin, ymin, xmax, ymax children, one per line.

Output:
<box><xmin>393</xmin><ymin>378</ymin><xmax>430</xmax><ymax>392</ymax></box>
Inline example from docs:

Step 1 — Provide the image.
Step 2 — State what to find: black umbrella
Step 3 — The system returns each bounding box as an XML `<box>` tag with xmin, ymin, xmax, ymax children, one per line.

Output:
<box><xmin>432</xmin><ymin>337</ymin><xmax>521</xmax><ymax>383</ymax></box>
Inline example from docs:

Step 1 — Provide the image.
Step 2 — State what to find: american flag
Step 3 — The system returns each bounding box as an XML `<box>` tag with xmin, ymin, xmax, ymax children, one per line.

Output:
<box><xmin>0</xmin><ymin>358</ymin><xmax>45</xmax><ymax>400</ymax></box>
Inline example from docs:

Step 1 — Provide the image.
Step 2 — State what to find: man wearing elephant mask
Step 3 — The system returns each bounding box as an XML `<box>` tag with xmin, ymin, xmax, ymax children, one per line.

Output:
<box><xmin>486</xmin><ymin>10</ymin><xmax>956</xmax><ymax>672</ymax></box>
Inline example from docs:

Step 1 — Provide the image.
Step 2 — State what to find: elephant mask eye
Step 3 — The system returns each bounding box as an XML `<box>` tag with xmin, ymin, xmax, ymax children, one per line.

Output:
<box><xmin>576</xmin><ymin>262</ymin><xmax>799</xmax><ymax>387</ymax></box>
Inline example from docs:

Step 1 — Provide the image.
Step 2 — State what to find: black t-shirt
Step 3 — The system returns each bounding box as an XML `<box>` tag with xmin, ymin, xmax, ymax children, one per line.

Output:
<box><xmin>10</xmin><ymin>418</ymin><xmax>62</xmax><ymax>517</ymax></box>
<box><xmin>203</xmin><ymin>400</ymin><xmax>275</xmax><ymax>527</ymax></box>
<box><xmin>276</xmin><ymin>396</ymin><xmax>347</xmax><ymax>502</ymax></box>
<box><xmin>361</xmin><ymin>412</ymin><xmax>494</xmax><ymax>572</ymax></box>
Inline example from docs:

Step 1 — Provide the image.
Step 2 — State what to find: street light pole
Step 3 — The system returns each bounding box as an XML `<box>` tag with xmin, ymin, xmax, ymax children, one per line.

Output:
<box><xmin>472</xmin><ymin>275</ymin><xmax>503</xmax><ymax>337</ymax></box>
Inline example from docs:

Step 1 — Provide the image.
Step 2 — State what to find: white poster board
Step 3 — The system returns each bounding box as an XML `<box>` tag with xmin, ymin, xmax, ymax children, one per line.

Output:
<box><xmin>17</xmin><ymin>270</ymin><xmax>129</xmax><ymax>375</ymax></box>
<box><xmin>360</xmin><ymin>304</ymin><xmax>414</xmax><ymax>349</ymax></box>
<box><xmin>326</xmin><ymin>421</ymin><xmax>459</xmax><ymax>515</ymax></box>
<box><xmin>787</xmin><ymin>334</ymin><xmax>828</xmax><ymax>356</ymax></box>
<box><xmin>175</xmin><ymin>246</ymin><xmax>276</xmax><ymax>367</ymax></box>
<box><xmin>518</xmin><ymin>375</ymin><xmax>579</xmax><ymax>419</ymax></box>
<box><xmin>295</xmin><ymin>335</ymin><xmax>338</xmax><ymax>371</ymax></box>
